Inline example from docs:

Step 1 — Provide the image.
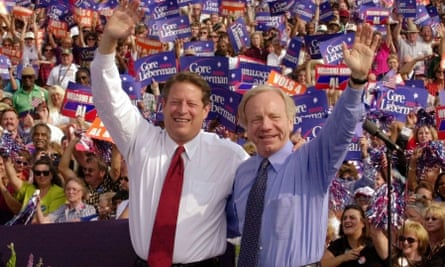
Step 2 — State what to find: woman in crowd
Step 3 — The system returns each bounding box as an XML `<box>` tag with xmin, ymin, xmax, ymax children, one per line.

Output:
<box><xmin>35</xmin><ymin>177</ymin><xmax>96</xmax><ymax>223</ymax></box>
<box><xmin>423</xmin><ymin>203</ymin><xmax>445</xmax><ymax>266</ymax></box>
<box><xmin>320</xmin><ymin>205</ymin><xmax>388</xmax><ymax>267</ymax></box>
<box><xmin>425</xmin><ymin>64</ymin><xmax>444</xmax><ymax>106</ymax></box>
<box><xmin>47</xmin><ymin>85</ymin><xmax>70</xmax><ymax>128</ymax></box>
<box><xmin>393</xmin><ymin>220</ymin><xmax>429</xmax><ymax>267</ymax></box>
<box><xmin>5</xmin><ymin>157</ymin><xmax>65</xmax><ymax>216</ymax></box>
<box><xmin>243</xmin><ymin>31</ymin><xmax>268</xmax><ymax>62</ymax></box>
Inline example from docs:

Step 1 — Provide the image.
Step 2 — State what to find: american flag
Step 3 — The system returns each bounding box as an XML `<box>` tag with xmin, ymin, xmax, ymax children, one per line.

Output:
<box><xmin>31</xmin><ymin>97</ymin><xmax>42</xmax><ymax>108</ymax></box>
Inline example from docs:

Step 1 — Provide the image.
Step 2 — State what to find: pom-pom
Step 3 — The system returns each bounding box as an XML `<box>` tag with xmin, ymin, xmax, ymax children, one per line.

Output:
<box><xmin>366</xmin><ymin>177</ymin><xmax>405</xmax><ymax>230</ymax></box>
<box><xmin>416</xmin><ymin>108</ymin><xmax>435</xmax><ymax>128</ymax></box>
<box><xmin>93</xmin><ymin>139</ymin><xmax>112</xmax><ymax>165</ymax></box>
<box><xmin>0</xmin><ymin>131</ymin><xmax>24</xmax><ymax>161</ymax></box>
<box><xmin>416</xmin><ymin>141</ymin><xmax>445</xmax><ymax>181</ymax></box>
<box><xmin>329</xmin><ymin>178</ymin><xmax>353</xmax><ymax>212</ymax></box>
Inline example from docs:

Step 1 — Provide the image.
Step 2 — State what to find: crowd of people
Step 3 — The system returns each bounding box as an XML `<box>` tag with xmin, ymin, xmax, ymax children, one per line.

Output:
<box><xmin>1</xmin><ymin>0</ymin><xmax>445</xmax><ymax>266</ymax></box>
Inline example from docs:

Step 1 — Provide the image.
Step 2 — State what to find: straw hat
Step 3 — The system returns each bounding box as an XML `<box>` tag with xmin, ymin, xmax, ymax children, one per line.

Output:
<box><xmin>405</xmin><ymin>21</ymin><xmax>419</xmax><ymax>33</ymax></box>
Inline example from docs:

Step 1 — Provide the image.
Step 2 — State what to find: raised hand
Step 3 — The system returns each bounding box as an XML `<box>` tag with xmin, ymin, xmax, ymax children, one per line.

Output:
<box><xmin>342</xmin><ymin>24</ymin><xmax>380</xmax><ymax>80</ymax></box>
<box><xmin>100</xmin><ymin>0</ymin><xmax>142</xmax><ymax>54</ymax></box>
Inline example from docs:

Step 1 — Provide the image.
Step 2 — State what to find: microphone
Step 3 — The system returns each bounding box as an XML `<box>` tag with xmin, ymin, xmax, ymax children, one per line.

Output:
<box><xmin>362</xmin><ymin>119</ymin><xmax>403</xmax><ymax>153</ymax></box>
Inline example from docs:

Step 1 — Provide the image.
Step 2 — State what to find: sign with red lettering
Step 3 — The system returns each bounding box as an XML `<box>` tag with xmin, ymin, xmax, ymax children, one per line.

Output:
<box><xmin>86</xmin><ymin>117</ymin><xmax>113</xmax><ymax>143</ymax></box>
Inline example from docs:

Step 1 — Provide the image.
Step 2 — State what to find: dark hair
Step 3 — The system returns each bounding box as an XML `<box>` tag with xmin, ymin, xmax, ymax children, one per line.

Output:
<box><xmin>31</xmin><ymin>122</ymin><xmax>52</xmax><ymax>140</ymax></box>
<box><xmin>435</xmin><ymin>172</ymin><xmax>445</xmax><ymax>200</ymax></box>
<box><xmin>86</xmin><ymin>154</ymin><xmax>107</xmax><ymax>172</ymax></box>
<box><xmin>339</xmin><ymin>204</ymin><xmax>369</xmax><ymax>244</ymax></box>
<box><xmin>32</xmin><ymin>157</ymin><xmax>63</xmax><ymax>188</ymax></box>
<box><xmin>162</xmin><ymin>72</ymin><xmax>211</xmax><ymax>106</ymax></box>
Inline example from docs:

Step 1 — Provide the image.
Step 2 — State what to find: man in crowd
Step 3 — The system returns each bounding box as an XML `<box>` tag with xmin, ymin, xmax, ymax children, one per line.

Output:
<box><xmin>227</xmin><ymin>24</ymin><xmax>388</xmax><ymax>266</ymax></box>
<box><xmin>13</xmin><ymin>67</ymin><xmax>47</xmax><ymax>114</ymax></box>
<box><xmin>90</xmin><ymin>1</ymin><xmax>249</xmax><ymax>266</ymax></box>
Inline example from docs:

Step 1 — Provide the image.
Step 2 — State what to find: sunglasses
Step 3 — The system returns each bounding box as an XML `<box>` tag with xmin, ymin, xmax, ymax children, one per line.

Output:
<box><xmin>34</xmin><ymin>170</ymin><xmax>50</xmax><ymax>176</ymax></box>
<box><xmin>15</xmin><ymin>160</ymin><xmax>28</xmax><ymax>166</ymax></box>
<box><xmin>398</xmin><ymin>236</ymin><xmax>417</xmax><ymax>244</ymax></box>
<box><xmin>426</xmin><ymin>216</ymin><xmax>438</xmax><ymax>222</ymax></box>
<box><xmin>22</xmin><ymin>75</ymin><xmax>34</xmax><ymax>80</ymax></box>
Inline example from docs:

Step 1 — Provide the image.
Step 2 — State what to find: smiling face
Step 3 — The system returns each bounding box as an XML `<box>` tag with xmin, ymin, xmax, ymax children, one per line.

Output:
<box><xmin>416</xmin><ymin>126</ymin><xmax>433</xmax><ymax>144</ymax></box>
<box><xmin>162</xmin><ymin>81</ymin><xmax>210</xmax><ymax>145</ymax></box>
<box><xmin>341</xmin><ymin>208</ymin><xmax>365</xmax><ymax>237</ymax></box>
<box><xmin>244</xmin><ymin>91</ymin><xmax>293</xmax><ymax>158</ymax></box>
<box><xmin>33</xmin><ymin>163</ymin><xmax>52</xmax><ymax>189</ymax></box>
<box><xmin>65</xmin><ymin>179</ymin><xmax>84</xmax><ymax>204</ymax></box>
<box><xmin>400</xmin><ymin>230</ymin><xmax>419</xmax><ymax>258</ymax></box>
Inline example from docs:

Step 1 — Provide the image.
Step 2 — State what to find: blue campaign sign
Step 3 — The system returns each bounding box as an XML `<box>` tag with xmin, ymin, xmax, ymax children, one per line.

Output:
<box><xmin>209</xmin><ymin>88</ymin><xmax>243</xmax><ymax>131</ymax></box>
<box><xmin>282</xmin><ymin>37</ymin><xmax>302</xmax><ymax>69</ymax></box>
<box><xmin>155</xmin><ymin>15</ymin><xmax>192</xmax><ymax>42</ymax></box>
<box><xmin>293</xmin><ymin>90</ymin><xmax>329</xmax><ymax>125</ymax></box>
<box><xmin>183</xmin><ymin>41</ymin><xmax>214</xmax><ymax>56</ymax></box>
<box><xmin>255</xmin><ymin>12</ymin><xmax>285</xmax><ymax>32</ymax></box>
<box><xmin>0</xmin><ymin>55</ymin><xmax>11</xmax><ymax>80</ymax></box>
<box><xmin>239</xmin><ymin>59</ymin><xmax>280</xmax><ymax>86</ymax></box>
<box><xmin>144</xmin><ymin>0</ymin><xmax>180</xmax><ymax>20</ymax></box>
<box><xmin>135</xmin><ymin>51</ymin><xmax>178</xmax><ymax>87</ymax></box>
<box><xmin>375</xmin><ymin>87</ymin><xmax>428</xmax><ymax>122</ymax></box>
<box><xmin>291</xmin><ymin>0</ymin><xmax>315</xmax><ymax>22</ymax></box>
<box><xmin>319</xmin><ymin>33</ymin><xmax>355</xmax><ymax>65</ymax></box>
<box><xmin>227</xmin><ymin>17</ymin><xmax>250</xmax><ymax>55</ymax></box>
<box><xmin>319</xmin><ymin>1</ymin><xmax>335</xmax><ymax>23</ymax></box>
<box><xmin>180</xmin><ymin>56</ymin><xmax>230</xmax><ymax>89</ymax></box>
<box><xmin>268</xmin><ymin>0</ymin><xmax>294</xmax><ymax>16</ymax></box>
<box><xmin>304</xmin><ymin>33</ymin><xmax>342</xmax><ymax>60</ymax></box>
<box><xmin>121</xmin><ymin>74</ymin><xmax>142</xmax><ymax>100</ymax></box>
<box><xmin>398</xmin><ymin>0</ymin><xmax>417</xmax><ymax>18</ymax></box>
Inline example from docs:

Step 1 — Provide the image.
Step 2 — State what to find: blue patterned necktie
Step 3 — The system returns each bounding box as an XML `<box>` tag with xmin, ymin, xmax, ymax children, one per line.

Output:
<box><xmin>238</xmin><ymin>158</ymin><xmax>270</xmax><ymax>267</ymax></box>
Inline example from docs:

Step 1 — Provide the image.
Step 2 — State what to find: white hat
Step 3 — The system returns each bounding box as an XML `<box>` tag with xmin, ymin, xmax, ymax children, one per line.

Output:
<box><xmin>317</xmin><ymin>24</ymin><xmax>327</xmax><ymax>32</ymax></box>
<box><xmin>354</xmin><ymin>186</ymin><xmax>375</xmax><ymax>198</ymax></box>
<box><xmin>24</xmin><ymin>31</ymin><xmax>34</xmax><ymax>39</ymax></box>
<box><xmin>345</xmin><ymin>23</ymin><xmax>357</xmax><ymax>32</ymax></box>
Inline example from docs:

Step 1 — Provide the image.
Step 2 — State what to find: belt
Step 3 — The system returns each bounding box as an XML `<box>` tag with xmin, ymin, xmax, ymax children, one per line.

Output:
<box><xmin>135</xmin><ymin>256</ymin><xmax>221</xmax><ymax>267</ymax></box>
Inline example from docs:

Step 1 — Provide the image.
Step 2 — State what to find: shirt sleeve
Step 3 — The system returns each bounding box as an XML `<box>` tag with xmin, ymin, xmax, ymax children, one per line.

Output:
<box><xmin>90</xmin><ymin>51</ymin><xmax>149</xmax><ymax>157</ymax></box>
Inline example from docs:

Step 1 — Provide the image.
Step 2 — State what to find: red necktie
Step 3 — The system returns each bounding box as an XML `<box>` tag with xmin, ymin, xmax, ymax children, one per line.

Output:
<box><xmin>148</xmin><ymin>146</ymin><xmax>185</xmax><ymax>267</ymax></box>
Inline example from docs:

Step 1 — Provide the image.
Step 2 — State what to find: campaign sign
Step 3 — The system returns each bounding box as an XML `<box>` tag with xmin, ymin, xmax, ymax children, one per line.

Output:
<box><xmin>300</xmin><ymin>118</ymin><xmax>326</xmax><ymax>142</ymax></box>
<box><xmin>439</xmin><ymin>91</ymin><xmax>445</xmax><ymax>105</ymax></box>
<box><xmin>315</xmin><ymin>64</ymin><xmax>351</xmax><ymax>90</ymax></box>
<box><xmin>319</xmin><ymin>1</ymin><xmax>335</xmax><ymax>23</ymax></box>
<box><xmin>47</xmin><ymin>3</ymin><xmax>70</xmax><ymax>21</ymax></box>
<box><xmin>398</xmin><ymin>0</ymin><xmax>417</xmax><ymax>18</ymax></box>
<box><xmin>220</xmin><ymin>1</ymin><xmax>246</xmax><ymax>18</ymax></box>
<box><xmin>415</xmin><ymin>5</ymin><xmax>433</xmax><ymax>27</ymax></box>
<box><xmin>61</xmin><ymin>82</ymin><xmax>97</xmax><ymax>122</ymax></box>
<box><xmin>255</xmin><ymin>12</ymin><xmax>285</xmax><ymax>32</ymax></box>
<box><xmin>135</xmin><ymin>51</ymin><xmax>177</xmax><ymax>87</ymax></box>
<box><xmin>0</xmin><ymin>55</ymin><xmax>10</xmax><ymax>80</ymax></box>
<box><xmin>375</xmin><ymin>87</ymin><xmax>428</xmax><ymax>122</ymax></box>
<box><xmin>345</xmin><ymin>134</ymin><xmax>362</xmax><ymax>161</ymax></box>
<box><xmin>144</xmin><ymin>0</ymin><xmax>180</xmax><ymax>20</ymax></box>
<box><xmin>135</xmin><ymin>37</ymin><xmax>163</xmax><ymax>56</ymax></box>
<box><xmin>202</xmin><ymin>0</ymin><xmax>219</xmax><ymax>15</ymax></box>
<box><xmin>73</xmin><ymin>0</ymin><xmax>96</xmax><ymax>10</ymax></box>
<box><xmin>209</xmin><ymin>88</ymin><xmax>242</xmax><ymax>131</ymax></box>
<box><xmin>436</xmin><ymin>106</ymin><xmax>445</xmax><ymax>140</ymax></box>
<box><xmin>86</xmin><ymin>117</ymin><xmax>113</xmax><ymax>143</ymax></box>
<box><xmin>293</xmin><ymin>90</ymin><xmax>328</xmax><ymax>128</ymax></box>
<box><xmin>121</xmin><ymin>74</ymin><xmax>142</xmax><ymax>100</ymax></box>
<box><xmin>240</xmin><ymin>59</ymin><xmax>280</xmax><ymax>86</ymax></box>
<box><xmin>155</xmin><ymin>15</ymin><xmax>191</xmax><ymax>42</ymax></box>
<box><xmin>78</xmin><ymin>47</ymin><xmax>96</xmax><ymax>63</ymax></box>
<box><xmin>319</xmin><ymin>33</ymin><xmax>355</xmax><ymax>65</ymax></box>
<box><xmin>267</xmin><ymin>70</ymin><xmax>306</xmax><ymax>95</ymax></box>
<box><xmin>359</xmin><ymin>7</ymin><xmax>391</xmax><ymax>25</ymax></box>
<box><xmin>268</xmin><ymin>0</ymin><xmax>294</xmax><ymax>16</ymax></box>
<box><xmin>291</xmin><ymin>0</ymin><xmax>315</xmax><ymax>22</ymax></box>
<box><xmin>227</xmin><ymin>17</ymin><xmax>250</xmax><ymax>54</ymax></box>
<box><xmin>180</xmin><ymin>56</ymin><xmax>230</xmax><ymax>89</ymax></box>
<box><xmin>304</xmin><ymin>33</ymin><xmax>342</xmax><ymax>60</ymax></box>
<box><xmin>282</xmin><ymin>37</ymin><xmax>302</xmax><ymax>69</ymax></box>
<box><xmin>183</xmin><ymin>41</ymin><xmax>214</xmax><ymax>56</ymax></box>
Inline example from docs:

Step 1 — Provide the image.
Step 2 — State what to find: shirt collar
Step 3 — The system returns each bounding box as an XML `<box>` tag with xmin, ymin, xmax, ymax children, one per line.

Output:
<box><xmin>257</xmin><ymin>141</ymin><xmax>293</xmax><ymax>172</ymax></box>
<box><xmin>165</xmin><ymin>130</ymin><xmax>204</xmax><ymax>160</ymax></box>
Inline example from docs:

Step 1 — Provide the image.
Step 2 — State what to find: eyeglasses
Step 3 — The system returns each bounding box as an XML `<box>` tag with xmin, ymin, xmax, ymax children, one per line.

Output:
<box><xmin>3</xmin><ymin>43</ymin><xmax>11</xmax><ymax>47</ymax></box>
<box><xmin>15</xmin><ymin>160</ymin><xmax>28</xmax><ymax>166</ymax></box>
<box><xmin>200</xmin><ymin>31</ymin><xmax>208</xmax><ymax>35</ymax></box>
<box><xmin>34</xmin><ymin>170</ymin><xmax>50</xmax><ymax>176</ymax></box>
<box><xmin>22</xmin><ymin>75</ymin><xmax>34</xmax><ymax>80</ymax></box>
<box><xmin>398</xmin><ymin>236</ymin><xmax>417</xmax><ymax>244</ymax></box>
<box><xmin>426</xmin><ymin>216</ymin><xmax>439</xmax><ymax>222</ymax></box>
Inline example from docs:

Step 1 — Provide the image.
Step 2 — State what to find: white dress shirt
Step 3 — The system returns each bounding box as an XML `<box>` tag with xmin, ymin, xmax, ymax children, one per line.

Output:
<box><xmin>90</xmin><ymin>52</ymin><xmax>249</xmax><ymax>263</ymax></box>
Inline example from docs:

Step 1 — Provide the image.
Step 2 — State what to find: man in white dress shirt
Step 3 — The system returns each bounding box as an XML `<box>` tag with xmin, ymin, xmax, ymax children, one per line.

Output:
<box><xmin>90</xmin><ymin>0</ymin><xmax>249</xmax><ymax>266</ymax></box>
